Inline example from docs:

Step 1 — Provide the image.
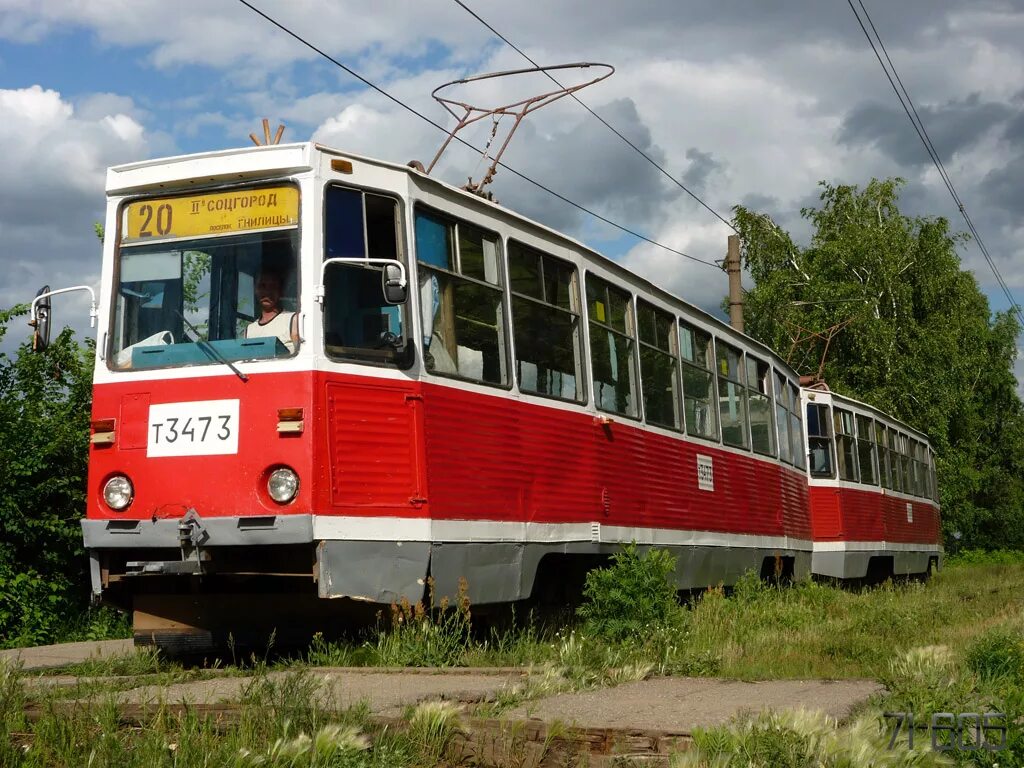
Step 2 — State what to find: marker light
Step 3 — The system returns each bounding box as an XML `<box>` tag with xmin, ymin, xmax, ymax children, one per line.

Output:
<box><xmin>103</xmin><ymin>475</ymin><xmax>134</xmax><ymax>511</ymax></box>
<box><xmin>267</xmin><ymin>467</ymin><xmax>299</xmax><ymax>504</ymax></box>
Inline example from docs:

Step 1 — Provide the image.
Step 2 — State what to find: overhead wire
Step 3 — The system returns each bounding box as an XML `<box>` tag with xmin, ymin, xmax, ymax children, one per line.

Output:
<box><xmin>846</xmin><ymin>0</ymin><xmax>1024</xmax><ymax>328</ymax></box>
<box><xmin>451</xmin><ymin>0</ymin><xmax>739</xmax><ymax>235</ymax></box>
<box><xmin>236</xmin><ymin>0</ymin><xmax>720</xmax><ymax>270</ymax></box>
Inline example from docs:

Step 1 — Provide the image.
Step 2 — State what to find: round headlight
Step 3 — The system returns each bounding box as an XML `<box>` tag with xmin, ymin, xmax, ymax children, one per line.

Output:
<box><xmin>103</xmin><ymin>475</ymin><xmax>134</xmax><ymax>511</ymax></box>
<box><xmin>267</xmin><ymin>467</ymin><xmax>299</xmax><ymax>504</ymax></box>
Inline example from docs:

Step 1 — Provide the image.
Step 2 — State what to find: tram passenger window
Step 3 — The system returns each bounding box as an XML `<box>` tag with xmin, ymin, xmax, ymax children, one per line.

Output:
<box><xmin>747</xmin><ymin>356</ymin><xmax>774</xmax><ymax>456</ymax></box>
<box><xmin>875</xmin><ymin>422</ymin><xmax>891</xmax><ymax>489</ymax></box>
<box><xmin>638</xmin><ymin>300</ymin><xmax>680</xmax><ymax>430</ymax></box>
<box><xmin>898</xmin><ymin>434</ymin><xmax>913</xmax><ymax>496</ymax></box>
<box><xmin>806</xmin><ymin>402</ymin><xmax>834</xmax><ymax>478</ymax></box>
<box><xmin>790</xmin><ymin>383</ymin><xmax>805</xmax><ymax>469</ymax></box>
<box><xmin>929</xmin><ymin>450</ymin><xmax>939</xmax><ymax>501</ymax></box>
<box><xmin>324</xmin><ymin>187</ymin><xmax>408</xmax><ymax>364</ymax></box>
<box><xmin>587</xmin><ymin>275</ymin><xmax>638</xmax><ymax>417</ymax></box>
<box><xmin>508</xmin><ymin>242</ymin><xmax>584</xmax><ymax>402</ymax></box>
<box><xmin>774</xmin><ymin>372</ymin><xmax>791</xmax><ymax>464</ymax></box>
<box><xmin>415</xmin><ymin>208</ymin><xmax>507</xmax><ymax>386</ymax></box>
<box><xmin>912</xmin><ymin>440</ymin><xmax>926</xmax><ymax>497</ymax></box>
<box><xmin>680</xmin><ymin>322</ymin><xmax>717</xmax><ymax>440</ymax></box>
<box><xmin>833</xmin><ymin>408</ymin><xmax>858</xmax><ymax>481</ymax></box>
<box><xmin>854</xmin><ymin>414</ymin><xmax>877</xmax><ymax>485</ymax></box>
<box><xmin>888</xmin><ymin>429</ymin><xmax>903</xmax><ymax>492</ymax></box>
<box><xmin>716</xmin><ymin>341</ymin><xmax>748</xmax><ymax>449</ymax></box>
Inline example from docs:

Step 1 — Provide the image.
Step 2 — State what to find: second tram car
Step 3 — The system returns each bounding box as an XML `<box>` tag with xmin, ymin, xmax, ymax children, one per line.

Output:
<box><xmin>30</xmin><ymin>140</ymin><xmax>940</xmax><ymax>650</ymax></box>
<box><xmin>801</xmin><ymin>387</ymin><xmax>942</xmax><ymax>580</ymax></box>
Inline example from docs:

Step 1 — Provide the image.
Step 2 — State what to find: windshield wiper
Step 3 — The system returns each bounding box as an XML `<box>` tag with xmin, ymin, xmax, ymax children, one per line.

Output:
<box><xmin>175</xmin><ymin>311</ymin><xmax>248</xmax><ymax>383</ymax></box>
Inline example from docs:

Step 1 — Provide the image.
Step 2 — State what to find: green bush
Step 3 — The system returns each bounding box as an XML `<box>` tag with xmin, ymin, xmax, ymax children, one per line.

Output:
<box><xmin>576</xmin><ymin>543</ymin><xmax>685</xmax><ymax>643</ymax></box>
<box><xmin>948</xmin><ymin>549</ymin><xmax>1024</xmax><ymax>567</ymax></box>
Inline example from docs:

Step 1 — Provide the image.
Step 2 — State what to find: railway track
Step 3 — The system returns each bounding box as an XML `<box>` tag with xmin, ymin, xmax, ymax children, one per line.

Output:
<box><xmin>14</xmin><ymin>697</ymin><xmax>692</xmax><ymax>767</ymax></box>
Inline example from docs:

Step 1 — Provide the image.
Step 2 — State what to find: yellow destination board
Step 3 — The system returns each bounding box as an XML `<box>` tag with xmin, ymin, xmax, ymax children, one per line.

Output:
<box><xmin>122</xmin><ymin>186</ymin><xmax>298</xmax><ymax>243</ymax></box>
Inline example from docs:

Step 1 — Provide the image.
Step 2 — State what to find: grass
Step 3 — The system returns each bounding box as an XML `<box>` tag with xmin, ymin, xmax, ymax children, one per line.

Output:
<box><xmin>287</xmin><ymin>560</ymin><xmax>1024</xmax><ymax>683</ymax></box>
<box><xmin>2</xmin><ymin>660</ymin><xmax>477</xmax><ymax>768</ymax></box>
<box><xmin>5</xmin><ymin>558</ymin><xmax>1024</xmax><ymax>765</ymax></box>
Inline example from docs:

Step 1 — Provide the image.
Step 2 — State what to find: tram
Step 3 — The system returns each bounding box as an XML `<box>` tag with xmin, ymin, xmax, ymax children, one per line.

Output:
<box><xmin>801</xmin><ymin>387</ymin><xmax>942</xmax><ymax>580</ymax></box>
<box><xmin>28</xmin><ymin>140</ymin><xmax>938</xmax><ymax>651</ymax></box>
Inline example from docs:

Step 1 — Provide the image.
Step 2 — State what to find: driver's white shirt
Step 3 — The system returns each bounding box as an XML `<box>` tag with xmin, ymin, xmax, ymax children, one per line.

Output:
<box><xmin>245</xmin><ymin>311</ymin><xmax>296</xmax><ymax>354</ymax></box>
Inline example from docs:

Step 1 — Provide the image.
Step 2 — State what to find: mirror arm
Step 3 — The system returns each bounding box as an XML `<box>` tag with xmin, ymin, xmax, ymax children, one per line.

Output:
<box><xmin>316</xmin><ymin>258</ymin><xmax>408</xmax><ymax>306</ymax></box>
<box><xmin>30</xmin><ymin>285</ymin><xmax>99</xmax><ymax>328</ymax></box>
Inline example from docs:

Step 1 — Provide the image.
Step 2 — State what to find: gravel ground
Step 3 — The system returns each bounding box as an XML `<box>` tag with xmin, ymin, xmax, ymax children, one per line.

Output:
<box><xmin>6</xmin><ymin>640</ymin><xmax>883</xmax><ymax>733</ymax></box>
<box><xmin>507</xmin><ymin>676</ymin><xmax>884</xmax><ymax>733</ymax></box>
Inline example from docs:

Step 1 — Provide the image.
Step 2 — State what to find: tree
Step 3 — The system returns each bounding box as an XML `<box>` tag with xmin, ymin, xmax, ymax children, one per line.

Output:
<box><xmin>0</xmin><ymin>307</ymin><xmax>95</xmax><ymax>645</ymax></box>
<box><xmin>734</xmin><ymin>178</ymin><xmax>1024</xmax><ymax>550</ymax></box>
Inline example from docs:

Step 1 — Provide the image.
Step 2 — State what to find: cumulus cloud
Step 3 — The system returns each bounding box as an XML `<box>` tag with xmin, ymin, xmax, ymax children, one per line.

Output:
<box><xmin>0</xmin><ymin>85</ymin><xmax>154</xmax><ymax>351</ymax></box>
<box><xmin>3</xmin><ymin>0</ymin><xmax>1024</xmax><ymax>387</ymax></box>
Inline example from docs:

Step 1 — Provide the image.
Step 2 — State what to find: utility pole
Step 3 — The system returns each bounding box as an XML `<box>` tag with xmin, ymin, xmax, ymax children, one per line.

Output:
<box><xmin>726</xmin><ymin>234</ymin><xmax>744</xmax><ymax>333</ymax></box>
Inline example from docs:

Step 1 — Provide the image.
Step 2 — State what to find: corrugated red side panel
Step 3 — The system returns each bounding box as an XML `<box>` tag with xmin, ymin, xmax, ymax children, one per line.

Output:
<box><xmin>419</xmin><ymin>382</ymin><xmax>810</xmax><ymax>538</ymax></box>
<box><xmin>809</xmin><ymin>483</ymin><xmax>940</xmax><ymax>545</ymax></box>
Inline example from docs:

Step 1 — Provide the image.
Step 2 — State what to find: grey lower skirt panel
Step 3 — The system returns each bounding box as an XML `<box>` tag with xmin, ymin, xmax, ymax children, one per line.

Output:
<box><xmin>83</xmin><ymin>514</ymin><xmax>811</xmax><ymax>605</ymax></box>
<box><xmin>811</xmin><ymin>549</ymin><xmax>940</xmax><ymax>579</ymax></box>
<box><xmin>318</xmin><ymin>540</ymin><xmax>812</xmax><ymax>605</ymax></box>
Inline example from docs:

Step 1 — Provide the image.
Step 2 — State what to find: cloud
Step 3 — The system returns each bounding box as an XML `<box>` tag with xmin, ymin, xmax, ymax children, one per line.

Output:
<box><xmin>0</xmin><ymin>85</ymin><xmax>154</xmax><ymax>351</ymax></box>
<box><xmin>837</xmin><ymin>94</ymin><xmax>1015</xmax><ymax>166</ymax></box>
<box><xmin>3</xmin><ymin>0</ymin><xmax>1024</xmax><ymax>387</ymax></box>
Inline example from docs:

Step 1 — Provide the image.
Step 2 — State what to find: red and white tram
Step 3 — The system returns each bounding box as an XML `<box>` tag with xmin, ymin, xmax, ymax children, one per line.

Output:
<box><xmin>801</xmin><ymin>387</ymin><xmax>942</xmax><ymax>580</ymax></box>
<box><xmin>29</xmin><ymin>140</ymin><xmax>938</xmax><ymax>650</ymax></box>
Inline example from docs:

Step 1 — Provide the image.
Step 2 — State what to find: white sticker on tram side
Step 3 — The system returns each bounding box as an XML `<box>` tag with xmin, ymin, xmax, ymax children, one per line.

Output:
<box><xmin>696</xmin><ymin>454</ymin><xmax>714</xmax><ymax>492</ymax></box>
<box><xmin>147</xmin><ymin>399</ymin><xmax>240</xmax><ymax>457</ymax></box>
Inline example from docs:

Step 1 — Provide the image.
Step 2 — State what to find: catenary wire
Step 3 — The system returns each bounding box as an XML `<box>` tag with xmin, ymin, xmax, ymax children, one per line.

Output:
<box><xmin>847</xmin><ymin>0</ymin><xmax>1024</xmax><ymax>328</ymax></box>
<box><xmin>236</xmin><ymin>0</ymin><xmax>721</xmax><ymax>270</ymax></box>
<box><xmin>451</xmin><ymin>0</ymin><xmax>739</xmax><ymax>235</ymax></box>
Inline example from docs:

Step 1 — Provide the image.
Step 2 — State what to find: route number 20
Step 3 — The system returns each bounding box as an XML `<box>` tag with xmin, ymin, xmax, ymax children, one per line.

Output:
<box><xmin>137</xmin><ymin>203</ymin><xmax>173</xmax><ymax>237</ymax></box>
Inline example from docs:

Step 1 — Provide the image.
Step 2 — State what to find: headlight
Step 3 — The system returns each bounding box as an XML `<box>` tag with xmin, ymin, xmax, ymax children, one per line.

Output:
<box><xmin>267</xmin><ymin>467</ymin><xmax>299</xmax><ymax>504</ymax></box>
<box><xmin>103</xmin><ymin>475</ymin><xmax>134</xmax><ymax>511</ymax></box>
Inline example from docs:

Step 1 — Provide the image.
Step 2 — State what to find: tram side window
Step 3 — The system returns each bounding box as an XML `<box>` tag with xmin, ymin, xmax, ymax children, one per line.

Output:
<box><xmin>746</xmin><ymin>356</ymin><xmax>774</xmax><ymax>456</ymax></box>
<box><xmin>680</xmin><ymin>322</ymin><xmax>718</xmax><ymax>439</ymax></box>
<box><xmin>415</xmin><ymin>208</ymin><xmax>507</xmax><ymax>386</ymax></box>
<box><xmin>774</xmin><ymin>372</ymin><xmax>792</xmax><ymax>464</ymax></box>
<box><xmin>888</xmin><ymin>429</ymin><xmax>903</xmax><ymax>492</ymax></box>
<box><xmin>508</xmin><ymin>242</ymin><xmax>584</xmax><ymax>402</ymax></box>
<box><xmin>917</xmin><ymin>442</ymin><xmax>933</xmax><ymax>495</ymax></box>
<box><xmin>323</xmin><ymin>187</ymin><xmax>409</xmax><ymax>364</ymax></box>
<box><xmin>638</xmin><ymin>300</ymin><xmax>681</xmax><ymax>430</ymax></box>
<box><xmin>855</xmin><ymin>414</ymin><xmax>877</xmax><ymax>485</ymax></box>
<box><xmin>930</xmin><ymin>450</ymin><xmax>939</xmax><ymax>501</ymax></box>
<box><xmin>586</xmin><ymin>275</ymin><xmax>639</xmax><ymax>417</ymax></box>
<box><xmin>898</xmin><ymin>434</ymin><xmax>913</xmax><ymax>495</ymax></box>
<box><xmin>716</xmin><ymin>341</ymin><xmax>748</xmax><ymax>449</ymax></box>
<box><xmin>875</xmin><ymin>422</ymin><xmax>891</xmax><ymax>489</ymax></box>
<box><xmin>833</xmin><ymin>408</ymin><xmax>858</xmax><ymax>481</ymax></box>
<box><xmin>806</xmin><ymin>402</ymin><xmax>833</xmax><ymax>477</ymax></box>
<box><xmin>789</xmin><ymin>383</ymin><xmax>805</xmax><ymax>469</ymax></box>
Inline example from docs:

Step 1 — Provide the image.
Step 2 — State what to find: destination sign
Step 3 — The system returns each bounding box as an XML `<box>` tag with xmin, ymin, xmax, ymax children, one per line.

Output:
<box><xmin>122</xmin><ymin>186</ymin><xmax>298</xmax><ymax>244</ymax></box>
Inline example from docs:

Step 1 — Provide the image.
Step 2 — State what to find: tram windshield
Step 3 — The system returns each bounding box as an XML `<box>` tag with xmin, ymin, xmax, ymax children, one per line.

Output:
<box><xmin>111</xmin><ymin>229</ymin><xmax>299</xmax><ymax>370</ymax></box>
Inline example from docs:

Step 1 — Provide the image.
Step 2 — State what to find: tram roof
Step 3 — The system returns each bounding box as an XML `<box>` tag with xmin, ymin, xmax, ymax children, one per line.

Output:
<box><xmin>805</xmin><ymin>387</ymin><xmax>932</xmax><ymax>445</ymax></box>
<box><xmin>107</xmin><ymin>140</ymin><xmax>794</xmax><ymax>376</ymax></box>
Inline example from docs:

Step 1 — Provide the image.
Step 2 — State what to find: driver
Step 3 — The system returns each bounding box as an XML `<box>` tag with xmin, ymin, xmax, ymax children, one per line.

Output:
<box><xmin>245</xmin><ymin>270</ymin><xmax>299</xmax><ymax>353</ymax></box>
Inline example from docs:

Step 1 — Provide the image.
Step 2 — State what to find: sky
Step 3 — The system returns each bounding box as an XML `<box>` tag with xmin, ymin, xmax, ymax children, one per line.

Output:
<box><xmin>1</xmin><ymin>0</ymin><xmax>1023</xmax><ymax>385</ymax></box>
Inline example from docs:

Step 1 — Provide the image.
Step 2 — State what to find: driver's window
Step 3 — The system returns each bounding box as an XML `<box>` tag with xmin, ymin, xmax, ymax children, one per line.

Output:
<box><xmin>323</xmin><ymin>185</ymin><xmax>408</xmax><ymax>364</ymax></box>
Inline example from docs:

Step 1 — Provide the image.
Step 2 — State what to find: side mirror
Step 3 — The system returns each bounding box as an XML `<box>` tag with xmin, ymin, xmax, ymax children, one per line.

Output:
<box><xmin>382</xmin><ymin>264</ymin><xmax>408</xmax><ymax>305</ymax></box>
<box><xmin>31</xmin><ymin>285</ymin><xmax>52</xmax><ymax>352</ymax></box>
